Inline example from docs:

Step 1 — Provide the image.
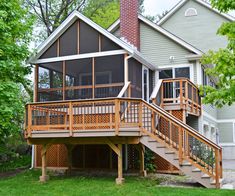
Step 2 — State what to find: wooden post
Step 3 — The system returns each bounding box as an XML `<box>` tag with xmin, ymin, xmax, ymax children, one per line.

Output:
<box><xmin>63</xmin><ymin>61</ymin><xmax>65</xmax><ymax>100</ymax></box>
<box><xmin>178</xmin><ymin>127</ymin><xmax>183</xmax><ymax>165</ymax></box>
<box><xmin>34</xmin><ymin>65</ymin><xmax>38</xmax><ymax>102</ymax></box>
<box><xmin>28</xmin><ymin>105</ymin><xmax>32</xmax><ymax>137</ymax></box>
<box><xmin>139</xmin><ymin>102</ymin><xmax>143</xmax><ymax>132</ymax></box>
<box><xmin>115</xmin><ymin>99</ymin><xmax>120</xmax><ymax>136</ymax></box>
<box><xmin>219</xmin><ymin>149</ymin><xmax>223</xmax><ymax>178</ymax></box>
<box><xmin>116</xmin><ymin>144</ymin><xmax>124</xmax><ymax>184</ymax></box>
<box><xmin>185</xmin><ymin>81</ymin><xmax>188</xmax><ymax>111</ymax></box>
<box><xmin>180</xmin><ymin>80</ymin><xmax>183</xmax><ymax>109</ymax></box>
<box><xmin>215</xmin><ymin>149</ymin><xmax>220</xmax><ymax>188</ymax></box>
<box><xmin>66</xmin><ymin>144</ymin><xmax>74</xmax><ymax>176</ymax></box>
<box><xmin>169</xmin><ymin>111</ymin><xmax>172</xmax><ymax>146</ymax></box>
<box><xmin>92</xmin><ymin>57</ymin><xmax>95</xmax><ymax>99</ymax></box>
<box><xmin>139</xmin><ymin>144</ymin><xmax>147</xmax><ymax>177</ymax></box>
<box><xmin>69</xmin><ymin>102</ymin><xmax>73</xmax><ymax>137</ymax></box>
<box><xmin>77</xmin><ymin>20</ymin><xmax>80</xmax><ymax>54</ymax></box>
<box><xmin>39</xmin><ymin>144</ymin><xmax>50</xmax><ymax>182</ymax></box>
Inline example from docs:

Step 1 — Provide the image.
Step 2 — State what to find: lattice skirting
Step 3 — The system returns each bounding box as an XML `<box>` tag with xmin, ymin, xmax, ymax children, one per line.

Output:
<box><xmin>35</xmin><ymin>144</ymin><xmax>138</xmax><ymax>170</ymax></box>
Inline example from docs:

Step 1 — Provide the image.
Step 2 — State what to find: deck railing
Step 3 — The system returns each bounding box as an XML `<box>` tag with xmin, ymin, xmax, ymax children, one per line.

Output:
<box><xmin>25</xmin><ymin>97</ymin><xmax>222</xmax><ymax>187</ymax></box>
<box><xmin>152</xmin><ymin>78</ymin><xmax>201</xmax><ymax>116</ymax></box>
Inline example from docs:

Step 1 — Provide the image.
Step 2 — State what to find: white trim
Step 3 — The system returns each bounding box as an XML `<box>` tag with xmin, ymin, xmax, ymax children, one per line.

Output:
<box><xmin>185</xmin><ymin>54</ymin><xmax>202</xmax><ymax>60</ymax></box>
<box><xmin>233</xmin><ymin>122</ymin><xmax>235</xmax><ymax>143</ymax></box>
<box><xmin>139</xmin><ymin>15</ymin><xmax>203</xmax><ymax>55</ymax></box>
<box><xmin>142</xmin><ymin>66</ymin><xmax>150</xmax><ymax>102</ymax></box>
<box><xmin>29</xmin><ymin>11</ymin><xmax>156</xmax><ymax>70</ymax></box>
<box><xmin>32</xmin><ymin>50</ymin><xmax>127</xmax><ymax>64</ymax></box>
<box><xmin>185</xmin><ymin>8</ymin><xmax>198</xmax><ymax>17</ymax></box>
<box><xmin>203</xmin><ymin>111</ymin><xmax>235</xmax><ymax>123</ymax></box>
<box><xmin>107</xmin><ymin>19</ymin><xmax>120</xmax><ymax>32</ymax></box>
<box><xmin>219</xmin><ymin>143</ymin><xmax>235</xmax><ymax>147</ymax></box>
<box><xmin>150</xmin><ymin>79</ymin><xmax>163</xmax><ymax>100</ymax></box>
<box><xmin>157</xmin><ymin>0</ymin><xmax>234</xmax><ymax>26</ymax></box>
<box><xmin>196</xmin><ymin>60</ymin><xmax>202</xmax><ymax>85</ymax></box>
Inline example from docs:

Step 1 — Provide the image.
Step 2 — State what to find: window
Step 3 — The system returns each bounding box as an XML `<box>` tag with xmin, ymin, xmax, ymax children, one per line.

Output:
<box><xmin>185</xmin><ymin>8</ymin><xmax>198</xmax><ymax>17</ymax></box>
<box><xmin>159</xmin><ymin>69</ymin><xmax>172</xmax><ymax>79</ymax></box>
<box><xmin>203</xmin><ymin>124</ymin><xmax>210</xmax><ymax>139</ymax></box>
<box><xmin>175</xmin><ymin>67</ymin><xmax>190</xmax><ymax>79</ymax></box>
<box><xmin>159</xmin><ymin>67</ymin><xmax>190</xmax><ymax>80</ymax></box>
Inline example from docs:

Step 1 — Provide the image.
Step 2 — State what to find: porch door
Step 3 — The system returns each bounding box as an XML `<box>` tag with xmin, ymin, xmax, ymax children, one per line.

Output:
<box><xmin>142</xmin><ymin>67</ymin><xmax>149</xmax><ymax>102</ymax></box>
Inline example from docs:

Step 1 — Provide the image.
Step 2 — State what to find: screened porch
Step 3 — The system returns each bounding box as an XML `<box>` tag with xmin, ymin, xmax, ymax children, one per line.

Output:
<box><xmin>35</xmin><ymin>54</ymin><xmax>125</xmax><ymax>102</ymax></box>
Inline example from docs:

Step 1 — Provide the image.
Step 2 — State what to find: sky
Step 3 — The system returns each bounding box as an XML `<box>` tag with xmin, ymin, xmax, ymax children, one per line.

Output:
<box><xmin>144</xmin><ymin>0</ymin><xmax>181</xmax><ymax>16</ymax></box>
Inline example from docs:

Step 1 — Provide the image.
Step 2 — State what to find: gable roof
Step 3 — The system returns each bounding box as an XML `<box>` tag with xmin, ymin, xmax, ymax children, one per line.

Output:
<box><xmin>108</xmin><ymin>15</ymin><xmax>203</xmax><ymax>55</ymax></box>
<box><xmin>29</xmin><ymin>10</ymin><xmax>156</xmax><ymax>70</ymax></box>
<box><xmin>157</xmin><ymin>0</ymin><xmax>235</xmax><ymax>26</ymax></box>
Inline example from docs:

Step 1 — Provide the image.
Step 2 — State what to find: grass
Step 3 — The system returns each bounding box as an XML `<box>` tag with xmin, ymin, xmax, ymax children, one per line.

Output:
<box><xmin>0</xmin><ymin>170</ymin><xmax>234</xmax><ymax>196</ymax></box>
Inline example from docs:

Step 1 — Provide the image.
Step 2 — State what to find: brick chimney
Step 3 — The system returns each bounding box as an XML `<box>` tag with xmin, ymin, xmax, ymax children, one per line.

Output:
<box><xmin>120</xmin><ymin>0</ymin><xmax>140</xmax><ymax>49</ymax></box>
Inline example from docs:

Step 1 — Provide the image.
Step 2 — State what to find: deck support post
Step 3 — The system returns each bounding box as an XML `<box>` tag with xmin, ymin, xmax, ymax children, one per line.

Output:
<box><xmin>139</xmin><ymin>144</ymin><xmax>147</xmax><ymax>177</ymax></box>
<box><xmin>66</xmin><ymin>144</ymin><xmax>75</xmax><ymax>176</ymax></box>
<box><xmin>116</xmin><ymin>144</ymin><xmax>124</xmax><ymax>185</ymax></box>
<box><xmin>39</xmin><ymin>144</ymin><xmax>51</xmax><ymax>182</ymax></box>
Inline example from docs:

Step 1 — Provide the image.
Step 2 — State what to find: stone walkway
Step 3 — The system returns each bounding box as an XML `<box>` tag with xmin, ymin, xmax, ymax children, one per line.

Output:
<box><xmin>222</xmin><ymin>160</ymin><xmax>235</xmax><ymax>189</ymax></box>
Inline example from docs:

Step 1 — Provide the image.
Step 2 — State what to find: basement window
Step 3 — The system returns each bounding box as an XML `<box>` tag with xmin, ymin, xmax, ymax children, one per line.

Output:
<box><xmin>185</xmin><ymin>8</ymin><xmax>198</xmax><ymax>17</ymax></box>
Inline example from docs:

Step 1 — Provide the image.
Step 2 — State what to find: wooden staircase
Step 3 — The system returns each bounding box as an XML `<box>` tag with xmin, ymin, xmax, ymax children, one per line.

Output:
<box><xmin>123</xmin><ymin>99</ymin><xmax>223</xmax><ymax>188</ymax></box>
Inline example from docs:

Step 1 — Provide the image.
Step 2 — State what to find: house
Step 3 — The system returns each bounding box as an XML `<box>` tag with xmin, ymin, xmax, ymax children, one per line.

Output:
<box><xmin>25</xmin><ymin>0</ymin><xmax>225</xmax><ymax>188</ymax></box>
<box><xmin>108</xmin><ymin>0</ymin><xmax>235</xmax><ymax>160</ymax></box>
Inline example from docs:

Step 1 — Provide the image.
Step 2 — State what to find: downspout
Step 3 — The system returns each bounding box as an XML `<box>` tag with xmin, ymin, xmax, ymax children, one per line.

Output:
<box><xmin>124</xmin><ymin>54</ymin><xmax>133</xmax><ymax>171</ymax></box>
<box><xmin>30</xmin><ymin>145</ymin><xmax>34</xmax><ymax>169</ymax></box>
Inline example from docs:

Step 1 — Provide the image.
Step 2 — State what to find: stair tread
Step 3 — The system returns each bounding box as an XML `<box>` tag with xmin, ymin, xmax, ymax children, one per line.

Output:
<box><xmin>181</xmin><ymin>162</ymin><xmax>192</xmax><ymax>166</ymax></box>
<box><xmin>201</xmin><ymin>174</ymin><xmax>211</xmax><ymax>179</ymax></box>
<box><xmin>165</xmin><ymin>151</ymin><xmax>175</xmax><ymax>154</ymax></box>
<box><xmin>192</xmin><ymin>168</ymin><xmax>201</xmax><ymax>172</ymax></box>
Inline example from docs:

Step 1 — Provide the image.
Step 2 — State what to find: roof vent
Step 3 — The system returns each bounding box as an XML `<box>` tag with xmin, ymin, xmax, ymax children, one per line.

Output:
<box><xmin>185</xmin><ymin>8</ymin><xmax>198</xmax><ymax>17</ymax></box>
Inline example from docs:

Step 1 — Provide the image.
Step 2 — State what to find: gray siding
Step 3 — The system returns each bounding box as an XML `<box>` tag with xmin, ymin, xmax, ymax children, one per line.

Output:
<box><xmin>218</xmin><ymin>123</ymin><xmax>234</xmax><ymax>143</ymax></box>
<box><xmin>203</xmin><ymin>104</ymin><xmax>217</xmax><ymax>119</ymax></box>
<box><xmin>113</xmin><ymin>28</ymin><xmax>121</xmax><ymax>38</ymax></box>
<box><xmin>161</xmin><ymin>0</ymin><xmax>229</xmax><ymax>52</ymax></box>
<box><xmin>140</xmin><ymin>22</ymin><xmax>192</xmax><ymax>66</ymax></box>
<box><xmin>217</xmin><ymin>104</ymin><xmax>235</xmax><ymax>120</ymax></box>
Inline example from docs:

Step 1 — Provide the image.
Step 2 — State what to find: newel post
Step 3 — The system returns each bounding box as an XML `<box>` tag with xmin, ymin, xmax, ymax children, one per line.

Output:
<box><xmin>178</xmin><ymin>127</ymin><xmax>183</xmax><ymax>165</ymax></box>
<box><xmin>27</xmin><ymin>105</ymin><xmax>32</xmax><ymax>137</ymax></box>
<box><xmin>180</xmin><ymin>80</ymin><xmax>183</xmax><ymax>109</ymax></box>
<box><xmin>115</xmin><ymin>99</ymin><xmax>120</xmax><ymax>135</ymax></box>
<box><xmin>215</xmin><ymin>149</ymin><xmax>220</xmax><ymax>188</ymax></box>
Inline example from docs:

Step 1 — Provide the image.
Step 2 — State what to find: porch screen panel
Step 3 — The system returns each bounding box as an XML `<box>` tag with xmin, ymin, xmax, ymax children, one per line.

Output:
<box><xmin>59</xmin><ymin>21</ymin><xmax>78</xmax><ymax>56</ymax></box>
<box><xmin>79</xmin><ymin>21</ymin><xmax>99</xmax><ymax>54</ymax></box>
<box><xmin>37</xmin><ymin>62</ymin><xmax>63</xmax><ymax>102</ymax></box>
<box><xmin>101</xmin><ymin>36</ymin><xmax>121</xmax><ymax>51</ymax></box>
<box><xmin>94</xmin><ymin>55</ymin><xmax>124</xmax><ymax>98</ymax></box>
<box><xmin>65</xmin><ymin>58</ymin><xmax>92</xmax><ymax>100</ymax></box>
<box><xmin>39</xmin><ymin>42</ymin><xmax>57</xmax><ymax>59</ymax></box>
<box><xmin>128</xmin><ymin>58</ymin><xmax>142</xmax><ymax>98</ymax></box>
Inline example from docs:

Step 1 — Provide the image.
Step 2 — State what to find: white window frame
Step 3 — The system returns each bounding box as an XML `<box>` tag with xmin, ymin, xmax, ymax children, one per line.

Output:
<box><xmin>142</xmin><ymin>66</ymin><xmax>149</xmax><ymax>102</ymax></box>
<box><xmin>157</xmin><ymin>64</ymin><xmax>194</xmax><ymax>82</ymax></box>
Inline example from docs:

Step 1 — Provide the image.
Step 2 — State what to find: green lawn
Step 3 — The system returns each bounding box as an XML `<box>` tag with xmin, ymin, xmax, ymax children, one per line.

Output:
<box><xmin>0</xmin><ymin>170</ymin><xmax>234</xmax><ymax>196</ymax></box>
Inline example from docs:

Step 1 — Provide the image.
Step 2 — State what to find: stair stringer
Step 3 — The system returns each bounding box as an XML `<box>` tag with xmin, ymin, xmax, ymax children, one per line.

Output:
<box><xmin>140</xmin><ymin>134</ymin><xmax>221</xmax><ymax>188</ymax></box>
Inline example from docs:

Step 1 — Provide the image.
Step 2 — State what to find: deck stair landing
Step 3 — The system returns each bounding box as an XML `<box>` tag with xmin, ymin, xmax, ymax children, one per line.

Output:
<box><xmin>25</xmin><ymin>98</ymin><xmax>223</xmax><ymax>188</ymax></box>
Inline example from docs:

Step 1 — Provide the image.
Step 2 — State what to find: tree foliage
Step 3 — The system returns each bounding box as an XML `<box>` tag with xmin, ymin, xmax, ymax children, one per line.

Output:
<box><xmin>0</xmin><ymin>0</ymin><xmax>33</xmax><ymax>142</ymax></box>
<box><xmin>26</xmin><ymin>0</ymin><xmax>145</xmax><ymax>41</ymax></box>
<box><xmin>200</xmin><ymin>0</ymin><xmax>235</xmax><ymax>107</ymax></box>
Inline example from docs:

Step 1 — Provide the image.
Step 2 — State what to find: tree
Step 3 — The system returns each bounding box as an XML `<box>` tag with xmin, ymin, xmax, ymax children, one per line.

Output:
<box><xmin>0</xmin><ymin>0</ymin><xmax>33</xmax><ymax>142</ymax></box>
<box><xmin>200</xmin><ymin>0</ymin><xmax>235</xmax><ymax>107</ymax></box>
<box><xmin>26</xmin><ymin>0</ymin><xmax>145</xmax><ymax>41</ymax></box>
